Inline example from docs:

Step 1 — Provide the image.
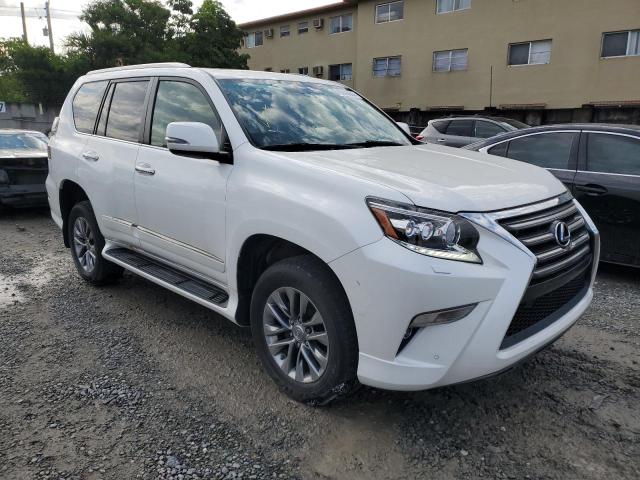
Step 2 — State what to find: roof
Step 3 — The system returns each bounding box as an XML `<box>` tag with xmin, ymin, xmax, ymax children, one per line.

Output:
<box><xmin>464</xmin><ymin>123</ymin><xmax>640</xmax><ymax>150</ymax></box>
<box><xmin>238</xmin><ymin>1</ymin><xmax>356</xmax><ymax>29</ymax></box>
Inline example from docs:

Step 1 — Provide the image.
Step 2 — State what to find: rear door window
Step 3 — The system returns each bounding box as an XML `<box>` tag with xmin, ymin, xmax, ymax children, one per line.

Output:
<box><xmin>105</xmin><ymin>81</ymin><xmax>149</xmax><ymax>143</ymax></box>
<box><xmin>506</xmin><ymin>132</ymin><xmax>577</xmax><ymax>169</ymax></box>
<box><xmin>72</xmin><ymin>81</ymin><xmax>108</xmax><ymax>134</ymax></box>
<box><xmin>445</xmin><ymin>120</ymin><xmax>473</xmax><ymax>137</ymax></box>
<box><xmin>475</xmin><ymin>121</ymin><xmax>505</xmax><ymax>139</ymax></box>
<box><xmin>586</xmin><ymin>133</ymin><xmax>640</xmax><ymax>176</ymax></box>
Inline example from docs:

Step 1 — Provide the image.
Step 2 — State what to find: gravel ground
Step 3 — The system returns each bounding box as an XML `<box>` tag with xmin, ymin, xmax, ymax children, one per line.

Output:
<box><xmin>1</xmin><ymin>208</ymin><xmax>638</xmax><ymax>480</ymax></box>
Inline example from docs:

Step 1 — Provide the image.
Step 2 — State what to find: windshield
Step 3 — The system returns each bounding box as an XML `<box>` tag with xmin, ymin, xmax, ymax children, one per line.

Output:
<box><xmin>217</xmin><ymin>79</ymin><xmax>412</xmax><ymax>151</ymax></box>
<box><xmin>0</xmin><ymin>132</ymin><xmax>48</xmax><ymax>150</ymax></box>
<box><xmin>499</xmin><ymin>118</ymin><xmax>529</xmax><ymax>129</ymax></box>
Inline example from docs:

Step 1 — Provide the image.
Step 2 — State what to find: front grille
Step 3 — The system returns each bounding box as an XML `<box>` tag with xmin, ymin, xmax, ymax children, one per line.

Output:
<box><xmin>501</xmin><ymin>269</ymin><xmax>589</xmax><ymax>348</ymax></box>
<box><xmin>498</xmin><ymin>196</ymin><xmax>594</xmax><ymax>349</ymax></box>
<box><xmin>499</xmin><ymin>198</ymin><xmax>592</xmax><ymax>285</ymax></box>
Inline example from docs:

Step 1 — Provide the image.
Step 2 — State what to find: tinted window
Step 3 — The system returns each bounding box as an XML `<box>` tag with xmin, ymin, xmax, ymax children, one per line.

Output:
<box><xmin>487</xmin><ymin>142</ymin><xmax>508</xmax><ymax>157</ymax></box>
<box><xmin>150</xmin><ymin>81</ymin><xmax>222</xmax><ymax>148</ymax></box>
<box><xmin>587</xmin><ymin>133</ymin><xmax>640</xmax><ymax>176</ymax></box>
<box><xmin>105</xmin><ymin>81</ymin><xmax>149</xmax><ymax>143</ymax></box>
<box><xmin>475</xmin><ymin>121</ymin><xmax>505</xmax><ymax>139</ymax></box>
<box><xmin>0</xmin><ymin>133</ymin><xmax>48</xmax><ymax>150</ymax></box>
<box><xmin>72</xmin><ymin>81</ymin><xmax>108</xmax><ymax>134</ymax></box>
<box><xmin>431</xmin><ymin>120</ymin><xmax>450</xmax><ymax>134</ymax></box>
<box><xmin>445</xmin><ymin>120</ymin><xmax>473</xmax><ymax>137</ymax></box>
<box><xmin>506</xmin><ymin>133</ymin><xmax>576</xmax><ymax>169</ymax></box>
<box><xmin>508</xmin><ymin>43</ymin><xmax>530</xmax><ymax>65</ymax></box>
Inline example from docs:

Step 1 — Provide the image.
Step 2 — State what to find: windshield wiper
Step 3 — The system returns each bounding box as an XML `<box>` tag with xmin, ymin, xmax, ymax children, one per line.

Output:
<box><xmin>261</xmin><ymin>143</ymin><xmax>358</xmax><ymax>152</ymax></box>
<box><xmin>344</xmin><ymin>140</ymin><xmax>406</xmax><ymax>148</ymax></box>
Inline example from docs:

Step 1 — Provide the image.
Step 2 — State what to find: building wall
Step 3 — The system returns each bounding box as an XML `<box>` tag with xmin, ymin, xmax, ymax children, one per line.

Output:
<box><xmin>239</xmin><ymin>0</ymin><xmax>640</xmax><ymax>118</ymax></box>
<box><xmin>0</xmin><ymin>103</ymin><xmax>58</xmax><ymax>133</ymax></box>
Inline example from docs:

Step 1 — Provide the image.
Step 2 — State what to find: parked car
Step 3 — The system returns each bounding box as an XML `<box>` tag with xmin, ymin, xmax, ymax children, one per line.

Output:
<box><xmin>418</xmin><ymin>116</ymin><xmax>529</xmax><ymax>147</ymax></box>
<box><xmin>47</xmin><ymin>64</ymin><xmax>599</xmax><ymax>403</ymax></box>
<box><xmin>465</xmin><ymin>124</ymin><xmax>640</xmax><ymax>267</ymax></box>
<box><xmin>0</xmin><ymin>129</ymin><xmax>49</xmax><ymax>208</ymax></box>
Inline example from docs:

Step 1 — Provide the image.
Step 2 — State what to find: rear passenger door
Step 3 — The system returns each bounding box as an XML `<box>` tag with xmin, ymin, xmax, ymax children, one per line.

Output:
<box><xmin>574</xmin><ymin>132</ymin><xmax>640</xmax><ymax>266</ymax></box>
<box><xmin>79</xmin><ymin>78</ymin><xmax>151</xmax><ymax>247</ymax></box>
<box><xmin>492</xmin><ymin>132</ymin><xmax>580</xmax><ymax>189</ymax></box>
<box><xmin>134</xmin><ymin>77</ymin><xmax>232</xmax><ymax>282</ymax></box>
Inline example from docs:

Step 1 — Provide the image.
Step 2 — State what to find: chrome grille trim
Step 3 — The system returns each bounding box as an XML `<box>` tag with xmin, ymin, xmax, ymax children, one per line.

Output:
<box><xmin>532</xmin><ymin>245</ymin><xmax>591</xmax><ymax>279</ymax></box>
<box><xmin>535</xmin><ymin>231</ymin><xmax>590</xmax><ymax>262</ymax></box>
<box><xmin>501</xmin><ymin>203</ymin><xmax>577</xmax><ymax>231</ymax></box>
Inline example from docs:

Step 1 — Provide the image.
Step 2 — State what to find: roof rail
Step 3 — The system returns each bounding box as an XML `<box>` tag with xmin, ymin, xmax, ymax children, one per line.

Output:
<box><xmin>87</xmin><ymin>62</ymin><xmax>191</xmax><ymax>76</ymax></box>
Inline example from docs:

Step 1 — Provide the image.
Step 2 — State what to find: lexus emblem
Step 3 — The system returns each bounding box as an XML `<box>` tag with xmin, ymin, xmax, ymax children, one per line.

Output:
<box><xmin>552</xmin><ymin>221</ymin><xmax>571</xmax><ymax>248</ymax></box>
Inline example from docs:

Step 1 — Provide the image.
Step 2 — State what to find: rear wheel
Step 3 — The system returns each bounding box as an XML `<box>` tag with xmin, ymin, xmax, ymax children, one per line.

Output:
<box><xmin>68</xmin><ymin>201</ymin><xmax>123</xmax><ymax>285</ymax></box>
<box><xmin>250</xmin><ymin>256</ymin><xmax>359</xmax><ymax>405</ymax></box>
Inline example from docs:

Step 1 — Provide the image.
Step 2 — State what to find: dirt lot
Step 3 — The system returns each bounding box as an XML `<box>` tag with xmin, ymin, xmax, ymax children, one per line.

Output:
<box><xmin>1</xmin><ymin>209</ymin><xmax>639</xmax><ymax>480</ymax></box>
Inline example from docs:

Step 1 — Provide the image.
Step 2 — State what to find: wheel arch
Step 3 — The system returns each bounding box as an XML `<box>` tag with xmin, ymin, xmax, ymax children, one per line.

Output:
<box><xmin>234</xmin><ymin>234</ymin><xmax>352</xmax><ymax>327</ymax></box>
<box><xmin>59</xmin><ymin>180</ymin><xmax>90</xmax><ymax>247</ymax></box>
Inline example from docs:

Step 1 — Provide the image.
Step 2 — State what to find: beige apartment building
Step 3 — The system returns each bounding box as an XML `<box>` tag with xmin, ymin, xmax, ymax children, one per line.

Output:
<box><xmin>238</xmin><ymin>0</ymin><xmax>640</xmax><ymax>125</ymax></box>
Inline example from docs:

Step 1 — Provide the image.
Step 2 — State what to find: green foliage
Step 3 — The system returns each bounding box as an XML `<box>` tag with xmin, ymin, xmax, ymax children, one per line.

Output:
<box><xmin>0</xmin><ymin>0</ymin><xmax>248</xmax><ymax>106</ymax></box>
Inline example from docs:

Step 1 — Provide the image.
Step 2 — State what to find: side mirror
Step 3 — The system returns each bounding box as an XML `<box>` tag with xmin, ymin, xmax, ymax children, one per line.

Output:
<box><xmin>396</xmin><ymin>121</ymin><xmax>411</xmax><ymax>135</ymax></box>
<box><xmin>165</xmin><ymin>122</ymin><xmax>232</xmax><ymax>163</ymax></box>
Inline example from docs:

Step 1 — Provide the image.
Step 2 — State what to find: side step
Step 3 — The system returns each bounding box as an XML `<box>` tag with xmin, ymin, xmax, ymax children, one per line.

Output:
<box><xmin>104</xmin><ymin>247</ymin><xmax>229</xmax><ymax>306</ymax></box>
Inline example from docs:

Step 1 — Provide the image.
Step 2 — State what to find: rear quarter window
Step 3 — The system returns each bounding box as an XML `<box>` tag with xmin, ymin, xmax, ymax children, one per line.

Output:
<box><xmin>72</xmin><ymin>81</ymin><xmax>108</xmax><ymax>134</ymax></box>
<box><xmin>431</xmin><ymin>120</ymin><xmax>450</xmax><ymax>134</ymax></box>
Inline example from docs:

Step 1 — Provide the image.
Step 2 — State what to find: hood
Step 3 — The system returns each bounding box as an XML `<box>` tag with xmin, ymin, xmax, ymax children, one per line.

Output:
<box><xmin>274</xmin><ymin>144</ymin><xmax>566</xmax><ymax>213</ymax></box>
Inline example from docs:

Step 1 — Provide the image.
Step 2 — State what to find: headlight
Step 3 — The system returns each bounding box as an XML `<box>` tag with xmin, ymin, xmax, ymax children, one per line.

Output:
<box><xmin>367</xmin><ymin>197</ymin><xmax>482</xmax><ymax>264</ymax></box>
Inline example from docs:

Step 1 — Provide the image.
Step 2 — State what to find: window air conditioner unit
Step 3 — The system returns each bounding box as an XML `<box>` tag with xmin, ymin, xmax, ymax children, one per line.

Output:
<box><xmin>313</xmin><ymin>66</ymin><xmax>324</xmax><ymax>77</ymax></box>
<box><xmin>313</xmin><ymin>18</ymin><xmax>324</xmax><ymax>29</ymax></box>
<box><xmin>264</xmin><ymin>28</ymin><xmax>274</xmax><ymax>38</ymax></box>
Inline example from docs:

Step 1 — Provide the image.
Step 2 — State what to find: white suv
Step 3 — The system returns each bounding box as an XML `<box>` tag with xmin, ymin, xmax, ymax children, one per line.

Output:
<box><xmin>47</xmin><ymin>63</ymin><xmax>599</xmax><ymax>403</ymax></box>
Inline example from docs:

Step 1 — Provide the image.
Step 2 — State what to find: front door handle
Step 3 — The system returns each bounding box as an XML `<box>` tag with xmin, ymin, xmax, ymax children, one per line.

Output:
<box><xmin>575</xmin><ymin>184</ymin><xmax>607</xmax><ymax>196</ymax></box>
<box><xmin>135</xmin><ymin>163</ymin><xmax>155</xmax><ymax>176</ymax></box>
<box><xmin>437</xmin><ymin>138</ymin><xmax>446</xmax><ymax>143</ymax></box>
<box><xmin>81</xmin><ymin>151</ymin><xmax>99</xmax><ymax>162</ymax></box>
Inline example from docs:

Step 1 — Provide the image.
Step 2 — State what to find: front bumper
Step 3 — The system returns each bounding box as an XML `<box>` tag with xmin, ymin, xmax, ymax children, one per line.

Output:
<box><xmin>0</xmin><ymin>184</ymin><xmax>48</xmax><ymax>208</ymax></box>
<box><xmin>329</xmin><ymin>205</ymin><xmax>597</xmax><ymax>391</ymax></box>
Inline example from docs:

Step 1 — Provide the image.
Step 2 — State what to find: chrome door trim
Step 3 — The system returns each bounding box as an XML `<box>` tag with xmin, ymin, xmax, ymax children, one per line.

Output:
<box><xmin>101</xmin><ymin>215</ymin><xmax>134</xmax><ymax>228</ymax></box>
<box><xmin>135</xmin><ymin>225</ymin><xmax>225</xmax><ymax>264</ymax></box>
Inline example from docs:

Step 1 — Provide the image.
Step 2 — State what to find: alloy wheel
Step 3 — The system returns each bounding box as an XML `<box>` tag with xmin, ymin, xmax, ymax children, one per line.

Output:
<box><xmin>263</xmin><ymin>287</ymin><xmax>329</xmax><ymax>383</ymax></box>
<box><xmin>72</xmin><ymin>217</ymin><xmax>97</xmax><ymax>273</ymax></box>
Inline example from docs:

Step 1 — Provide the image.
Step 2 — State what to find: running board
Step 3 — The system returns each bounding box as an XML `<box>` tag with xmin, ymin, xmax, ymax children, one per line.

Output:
<box><xmin>103</xmin><ymin>247</ymin><xmax>229</xmax><ymax>307</ymax></box>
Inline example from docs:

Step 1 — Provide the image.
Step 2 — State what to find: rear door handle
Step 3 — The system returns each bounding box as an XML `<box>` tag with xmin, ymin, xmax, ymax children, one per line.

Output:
<box><xmin>437</xmin><ymin>138</ymin><xmax>446</xmax><ymax>143</ymax></box>
<box><xmin>135</xmin><ymin>163</ymin><xmax>155</xmax><ymax>176</ymax></box>
<box><xmin>81</xmin><ymin>151</ymin><xmax>99</xmax><ymax>162</ymax></box>
<box><xmin>575</xmin><ymin>184</ymin><xmax>608</xmax><ymax>196</ymax></box>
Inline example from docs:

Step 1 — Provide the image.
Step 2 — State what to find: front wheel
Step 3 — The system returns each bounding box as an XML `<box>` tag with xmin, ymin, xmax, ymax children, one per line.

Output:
<box><xmin>250</xmin><ymin>256</ymin><xmax>359</xmax><ymax>405</ymax></box>
<box><xmin>68</xmin><ymin>201</ymin><xmax>123</xmax><ymax>285</ymax></box>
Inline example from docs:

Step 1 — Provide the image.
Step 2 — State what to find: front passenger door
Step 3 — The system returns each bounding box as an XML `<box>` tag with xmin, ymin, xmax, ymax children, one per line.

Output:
<box><xmin>134</xmin><ymin>78</ymin><xmax>232</xmax><ymax>282</ymax></box>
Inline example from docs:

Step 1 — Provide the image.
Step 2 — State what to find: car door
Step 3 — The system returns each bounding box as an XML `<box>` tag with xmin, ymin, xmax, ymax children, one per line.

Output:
<box><xmin>134</xmin><ymin>77</ymin><xmax>232</xmax><ymax>282</ymax></box>
<box><xmin>488</xmin><ymin>131</ymin><xmax>580</xmax><ymax>189</ymax></box>
<box><xmin>79</xmin><ymin>78</ymin><xmax>151</xmax><ymax>247</ymax></box>
<box><xmin>574</xmin><ymin>132</ymin><xmax>640</xmax><ymax>266</ymax></box>
<box><xmin>473</xmin><ymin>120</ymin><xmax>506</xmax><ymax>142</ymax></box>
<box><xmin>441</xmin><ymin>119</ymin><xmax>474</xmax><ymax>147</ymax></box>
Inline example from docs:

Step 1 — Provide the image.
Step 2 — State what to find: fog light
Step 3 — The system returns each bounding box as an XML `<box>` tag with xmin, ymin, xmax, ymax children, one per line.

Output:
<box><xmin>410</xmin><ymin>304</ymin><xmax>477</xmax><ymax>328</ymax></box>
<box><xmin>0</xmin><ymin>169</ymin><xmax>9</xmax><ymax>185</ymax></box>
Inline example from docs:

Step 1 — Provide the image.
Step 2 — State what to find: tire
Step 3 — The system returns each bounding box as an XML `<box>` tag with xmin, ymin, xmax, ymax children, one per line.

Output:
<box><xmin>250</xmin><ymin>255</ymin><xmax>359</xmax><ymax>405</ymax></box>
<box><xmin>67</xmin><ymin>200</ymin><xmax>123</xmax><ymax>285</ymax></box>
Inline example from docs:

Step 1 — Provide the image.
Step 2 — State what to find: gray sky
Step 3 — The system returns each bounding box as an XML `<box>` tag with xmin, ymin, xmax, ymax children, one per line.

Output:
<box><xmin>0</xmin><ymin>0</ymin><xmax>334</xmax><ymax>51</ymax></box>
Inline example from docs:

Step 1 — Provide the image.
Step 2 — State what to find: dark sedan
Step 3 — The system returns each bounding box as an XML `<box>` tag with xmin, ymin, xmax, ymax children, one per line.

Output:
<box><xmin>465</xmin><ymin>124</ymin><xmax>640</xmax><ymax>268</ymax></box>
<box><xmin>0</xmin><ymin>129</ymin><xmax>49</xmax><ymax>208</ymax></box>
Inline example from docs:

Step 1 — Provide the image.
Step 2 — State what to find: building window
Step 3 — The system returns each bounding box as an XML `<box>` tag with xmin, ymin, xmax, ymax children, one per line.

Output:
<box><xmin>264</xmin><ymin>68</ymin><xmax>273</xmax><ymax>72</ymax></box>
<box><xmin>329</xmin><ymin>63</ymin><xmax>353</xmax><ymax>81</ymax></box>
<box><xmin>330</xmin><ymin>14</ymin><xmax>353</xmax><ymax>34</ymax></box>
<box><xmin>373</xmin><ymin>56</ymin><xmax>401</xmax><ymax>77</ymax></box>
<box><xmin>436</xmin><ymin>0</ymin><xmax>471</xmax><ymax>14</ymax></box>
<box><xmin>602</xmin><ymin>30</ymin><xmax>640</xmax><ymax>58</ymax></box>
<box><xmin>433</xmin><ymin>48</ymin><xmax>468</xmax><ymax>71</ymax></box>
<box><xmin>508</xmin><ymin>40</ymin><xmax>552</xmax><ymax>65</ymax></box>
<box><xmin>279</xmin><ymin>69</ymin><xmax>291</xmax><ymax>73</ymax></box>
<box><xmin>280</xmin><ymin>25</ymin><xmax>290</xmax><ymax>37</ymax></box>
<box><xmin>298</xmin><ymin>21</ymin><xmax>309</xmax><ymax>34</ymax></box>
<box><xmin>376</xmin><ymin>1</ymin><xmax>404</xmax><ymax>23</ymax></box>
<box><xmin>245</xmin><ymin>31</ymin><xmax>263</xmax><ymax>48</ymax></box>
<box><xmin>298</xmin><ymin>67</ymin><xmax>309</xmax><ymax>75</ymax></box>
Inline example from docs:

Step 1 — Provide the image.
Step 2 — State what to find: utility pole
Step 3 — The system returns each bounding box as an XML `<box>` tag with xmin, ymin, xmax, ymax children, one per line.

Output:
<box><xmin>20</xmin><ymin>2</ymin><xmax>28</xmax><ymax>44</ymax></box>
<box><xmin>45</xmin><ymin>1</ymin><xmax>54</xmax><ymax>53</ymax></box>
